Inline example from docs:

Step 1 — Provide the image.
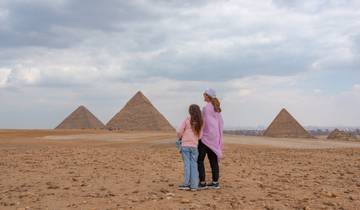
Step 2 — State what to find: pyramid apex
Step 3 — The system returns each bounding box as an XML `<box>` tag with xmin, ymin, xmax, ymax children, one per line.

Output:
<box><xmin>132</xmin><ymin>91</ymin><xmax>146</xmax><ymax>98</ymax></box>
<box><xmin>129</xmin><ymin>91</ymin><xmax>150</xmax><ymax>103</ymax></box>
<box><xmin>76</xmin><ymin>105</ymin><xmax>89</xmax><ymax>112</ymax></box>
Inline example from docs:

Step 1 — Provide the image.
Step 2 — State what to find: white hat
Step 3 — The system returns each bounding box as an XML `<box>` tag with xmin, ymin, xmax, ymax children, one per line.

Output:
<box><xmin>205</xmin><ymin>88</ymin><xmax>216</xmax><ymax>98</ymax></box>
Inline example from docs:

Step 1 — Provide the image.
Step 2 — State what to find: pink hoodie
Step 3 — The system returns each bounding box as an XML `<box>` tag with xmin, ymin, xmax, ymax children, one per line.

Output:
<box><xmin>201</xmin><ymin>102</ymin><xmax>224</xmax><ymax>158</ymax></box>
<box><xmin>177</xmin><ymin>117</ymin><xmax>202</xmax><ymax>148</ymax></box>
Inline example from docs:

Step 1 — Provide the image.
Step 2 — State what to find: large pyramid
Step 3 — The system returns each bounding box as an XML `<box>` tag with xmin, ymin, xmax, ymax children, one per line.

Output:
<box><xmin>55</xmin><ymin>105</ymin><xmax>105</xmax><ymax>129</ymax></box>
<box><xmin>263</xmin><ymin>108</ymin><xmax>313</xmax><ymax>138</ymax></box>
<box><xmin>106</xmin><ymin>91</ymin><xmax>174</xmax><ymax>131</ymax></box>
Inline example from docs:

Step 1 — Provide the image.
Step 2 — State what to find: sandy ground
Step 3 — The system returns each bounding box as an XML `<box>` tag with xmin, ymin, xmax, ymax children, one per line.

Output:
<box><xmin>0</xmin><ymin>130</ymin><xmax>359</xmax><ymax>210</ymax></box>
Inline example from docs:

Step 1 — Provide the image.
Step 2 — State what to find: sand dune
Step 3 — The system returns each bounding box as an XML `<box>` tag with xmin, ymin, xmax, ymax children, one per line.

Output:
<box><xmin>0</xmin><ymin>130</ymin><xmax>359</xmax><ymax>209</ymax></box>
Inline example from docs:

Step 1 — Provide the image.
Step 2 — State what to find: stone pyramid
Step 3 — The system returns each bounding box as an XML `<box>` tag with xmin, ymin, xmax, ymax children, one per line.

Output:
<box><xmin>263</xmin><ymin>108</ymin><xmax>313</xmax><ymax>138</ymax></box>
<box><xmin>327</xmin><ymin>129</ymin><xmax>357</xmax><ymax>141</ymax></box>
<box><xmin>55</xmin><ymin>105</ymin><xmax>105</xmax><ymax>129</ymax></box>
<box><xmin>106</xmin><ymin>91</ymin><xmax>174</xmax><ymax>131</ymax></box>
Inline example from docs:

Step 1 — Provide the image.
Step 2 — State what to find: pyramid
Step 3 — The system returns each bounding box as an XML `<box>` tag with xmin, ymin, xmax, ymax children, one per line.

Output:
<box><xmin>55</xmin><ymin>105</ymin><xmax>105</xmax><ymax>129</ymax></box>
<box><xmin>106</xmin><ymin>91</ymin><xmax>175</xmax><ymax>131</ymax></box>
<box><xmin>327</xmin><ymin>129</ymin><xmax>357</xmax><ymax>141</ymax></box>
<box><xmin>263</xmin><ymin>108</ymin><xmax>313</xmax><ymax>138</ymax></box>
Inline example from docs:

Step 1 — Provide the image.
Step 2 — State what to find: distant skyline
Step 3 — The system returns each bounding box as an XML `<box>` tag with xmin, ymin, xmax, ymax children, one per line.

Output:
<box><xmin>0</xmin><ymin>0</ymin><xmax>359</xmax><ymax>129</ymax></box>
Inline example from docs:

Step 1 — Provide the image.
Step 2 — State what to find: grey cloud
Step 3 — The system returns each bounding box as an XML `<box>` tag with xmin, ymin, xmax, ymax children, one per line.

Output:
<box><xmin>126</xmin><ymin>38</ymin><xmax>317</xmax><ymax>81</ymax></box>
<box><xmin>0</xmin><ymin>0</ymin><xmax>163</xmax><ymax>48</ymax></box>
<box><xmin>0</xmin><ymin>0</ymin><xmax>212</xmax><ymax>49</ymax></box>
<box><xmin>6</xmin><ymin>0</ymin><xmax>158</xmax><ymax>30</ymax></box>
<box><xmin>353</xmin><ymin>34</ymin><xmax>360</xmax><ymax>55</ymax></box>
<box><xmin>1</xmin><ymin>0</ymin><xmax>360</xmax><ymax>129</ymax></box>
<box><xmin>272</xmin><ymin>0</ymin><xmax>353</xmax><ymax>12</ymax></box>
<box><xmin>0</xmin><ymin>0</ymin><xmax>359</xmax><ymax>84</ymax></box>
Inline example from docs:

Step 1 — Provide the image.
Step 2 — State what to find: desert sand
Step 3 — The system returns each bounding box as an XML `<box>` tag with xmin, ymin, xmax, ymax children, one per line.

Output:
<box><xmin>0</xmin><ymin>130</ymin><xmax>359</xmax><ymax>210</ymax></box>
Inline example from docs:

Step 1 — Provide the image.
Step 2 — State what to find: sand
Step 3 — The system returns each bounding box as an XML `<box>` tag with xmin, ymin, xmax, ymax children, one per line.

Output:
<box><xmin>0</xmin><ymin>130</ymin><xmax>359</xmax><ymax>210</ymax></box>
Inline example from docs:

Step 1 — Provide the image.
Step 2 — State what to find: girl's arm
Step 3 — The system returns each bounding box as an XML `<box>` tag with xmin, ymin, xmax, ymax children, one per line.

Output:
<box><xmin>176</xmin><ymin>118</ymin><xmax>187</xmax><ymax>139</ymax></box>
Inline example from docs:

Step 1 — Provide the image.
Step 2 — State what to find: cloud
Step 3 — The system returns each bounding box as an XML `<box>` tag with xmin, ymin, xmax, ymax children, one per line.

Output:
<box><xmin>353</xmin><ymin>84</ymin><xmax>360</xmax><ymax>91</ymax></box>
<box><xmin>0</xmin><ymin>0</ymin><xmax>163</xmax><ymax>47</ymax></box>
<box><xmin>0</xmin><ymin>0</ymin><xmax>359</xmax><ymax>128</ymax></box>
<box><xmin>0</xmin><ymin>0</ymin><xmax>358</xmax><ymax>83</ymax></box>
<box><xmin>272</xmin><ymin>0</ymin><xmax>356</xmax><ymax>13</ymax></box>
<box><xmin>1</xmin><ymin>74</ymin><xmax>359</xmax><ymax>129</ymax></box>
<box><xmin>0</xmin><ymin>68</ymin><xmax>11</xmax><ymax>87</ymax></box>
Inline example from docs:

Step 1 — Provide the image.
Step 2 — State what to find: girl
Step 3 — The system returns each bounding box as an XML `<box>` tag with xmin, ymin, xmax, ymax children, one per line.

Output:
<box><xmin>177</xmin><ymin>104</ymin><xmax>203</xmax><ymax>191</ymax></box>
<box><xmin>198</xmin><ymin>88</ymin><xmax>224</xmax><ymax>189</ymax></box>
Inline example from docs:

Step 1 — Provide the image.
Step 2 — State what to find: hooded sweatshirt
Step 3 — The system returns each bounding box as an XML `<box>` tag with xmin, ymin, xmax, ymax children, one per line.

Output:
<box><xmin>177</xmin><ymin>117</ymin><xmax>202</xmax><ymax>147</ymax></box>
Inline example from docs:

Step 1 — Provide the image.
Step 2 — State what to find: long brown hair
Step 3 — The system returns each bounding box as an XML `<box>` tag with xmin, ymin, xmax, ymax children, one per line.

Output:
<box><xmin>189</xmin><ymin>104</ymin><xmax>203</xmax><ymax>137</ymax></box>
<box><xmin>205</xmin><ymin>94</ymin><xmax>222</xmax><ymax>113</ymax></box>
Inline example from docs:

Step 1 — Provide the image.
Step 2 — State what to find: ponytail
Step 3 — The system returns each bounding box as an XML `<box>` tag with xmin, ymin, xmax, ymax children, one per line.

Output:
<box><xmin>210</xmin><ymin>97</ymin><xmax>221</xmax><ymax>113</ymax></box>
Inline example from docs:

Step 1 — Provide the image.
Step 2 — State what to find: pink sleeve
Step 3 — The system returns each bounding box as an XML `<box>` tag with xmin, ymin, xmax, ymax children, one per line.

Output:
<box><xmin>219</xmin><ymin>114</ymin><xmax>224</xmax><ymax>150</ymax></box>
<box><xmin>176</xmin><ymin>119</ymin><xmax>187</xmax><ymax>138</ymax></box>
<box><xmin>202</xmin><ymin>105</ymin><xmax>208</xmax><ymax>116</ymax></box>
<box><xmin>202</xmin><ymin>105</ymin><xmax>208</xmax><ymax>123</ymax></box>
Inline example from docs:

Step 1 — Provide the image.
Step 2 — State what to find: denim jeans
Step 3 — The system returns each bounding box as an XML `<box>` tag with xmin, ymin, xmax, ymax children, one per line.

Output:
<box><xmin>181</xmin><ymin>146</ymin><xmax>199</xmax><ymax>189</ymax></box>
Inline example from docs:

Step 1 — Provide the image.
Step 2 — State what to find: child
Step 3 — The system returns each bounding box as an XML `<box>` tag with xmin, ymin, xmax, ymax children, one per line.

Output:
<box><xmin>177</xmin><ymin>104</ymin><xmax>203</xmax><ymax>191</ymax></box>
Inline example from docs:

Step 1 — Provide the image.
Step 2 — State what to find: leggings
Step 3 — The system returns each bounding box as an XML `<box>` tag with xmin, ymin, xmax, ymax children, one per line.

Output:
<box><xmin>197</xmin><ymin>140</ymin><xmax>219</xmax><ymax>182</ymax></box>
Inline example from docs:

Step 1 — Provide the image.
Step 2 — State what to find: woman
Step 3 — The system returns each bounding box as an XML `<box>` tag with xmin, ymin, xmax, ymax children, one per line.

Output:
<box><xmin>198</xmin><ymin>88</ymin><xmax>224</xmax><ymax>189</ymax></box>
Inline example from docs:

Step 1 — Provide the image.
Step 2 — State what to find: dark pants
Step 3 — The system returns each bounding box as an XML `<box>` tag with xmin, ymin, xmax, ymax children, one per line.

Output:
<box><xmin>197</xmin><ymin>140</ymin><xmax>219</xmax><ymax>182</ymax></box>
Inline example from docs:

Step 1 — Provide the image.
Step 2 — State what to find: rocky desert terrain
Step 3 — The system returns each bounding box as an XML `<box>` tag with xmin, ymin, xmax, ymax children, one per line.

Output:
<box><xmin>0</xmin><ymin>130</ymin><xmax>359</xmax><ymax>210</ymax></box>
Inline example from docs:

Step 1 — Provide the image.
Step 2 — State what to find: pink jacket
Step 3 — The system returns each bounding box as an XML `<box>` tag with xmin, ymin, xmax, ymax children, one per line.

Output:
<box><xmin>201</xmin><ymin>102</ymin><xmax>224</xmax><ymax>158</ymax></box>
<box><xmin>177</xmin><ymin>117</ymin><xmax>202</xmax><ymax>148</ymax></box>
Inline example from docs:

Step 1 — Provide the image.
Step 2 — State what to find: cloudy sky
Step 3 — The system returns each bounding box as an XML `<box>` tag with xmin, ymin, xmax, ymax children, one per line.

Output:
<box><xmin>0</xmin><ymin>0</ymin><xmax>359</xmax><ymax>129</ymax></box>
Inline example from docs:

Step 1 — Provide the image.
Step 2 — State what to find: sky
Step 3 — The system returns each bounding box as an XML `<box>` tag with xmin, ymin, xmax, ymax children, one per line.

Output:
<box><xmin>0</xmin><ymin>0</ymin><xmax>359</xmax><ymax>129</ymax></box>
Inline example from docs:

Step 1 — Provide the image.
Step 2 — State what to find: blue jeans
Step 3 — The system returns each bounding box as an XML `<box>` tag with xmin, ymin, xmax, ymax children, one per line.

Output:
<box><xmin>181</xmin><ymin>146</ymin><xmax>199</xmax><ymax>189</ymax></box>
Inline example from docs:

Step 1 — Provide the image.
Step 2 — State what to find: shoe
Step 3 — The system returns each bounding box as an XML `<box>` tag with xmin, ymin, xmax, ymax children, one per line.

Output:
<box><xmin>178</xmin><ymin>184</ymin><xmax>190</xmax><ymax>190</ymax></box>
<box><xmin>190</xmin><ymin>188</ymin><xmax>198</xmax><ymax>192</ymax></box>
<box><xmin>207</xmin><ymin>182</ymin><xmax>220</xmax><ymax>189</ymax></box>
<box><xmin>198</xmin><ymin>182</ymin><xmax>208</xmax><ymax>190</ymax></box>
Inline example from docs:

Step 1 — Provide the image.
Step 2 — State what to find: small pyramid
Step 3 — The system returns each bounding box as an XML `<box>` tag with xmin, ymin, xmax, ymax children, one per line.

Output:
<box><xmin>55</xmin><ymin>105</ymin><xmax>105</xmax><ymax>129</ymax></box>
<box><xmin>106</xmin><ymin>91</ymin><xmax>174</xmax><ymax>131</ymax></box>
<box><xmin>327</xmin><ymin>129</ymin><xmax>357</xmax><ymax>141</ymax></box>
<box><xmin>263</xmin><ymin>108</ymin><xmax>313</xmax><ymax>138</ymax></box>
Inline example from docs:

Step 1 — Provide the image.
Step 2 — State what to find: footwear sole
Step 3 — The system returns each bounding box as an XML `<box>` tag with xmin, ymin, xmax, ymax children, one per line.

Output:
<box><xmin>178</xmin><ymin>187</ymin><xmax>190</xmax><ymax>190</ymax></box>
<box><xmin>208</xmin><ymin>186</ymin><xmax>220</xmax><ymax>189</ymax></box>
